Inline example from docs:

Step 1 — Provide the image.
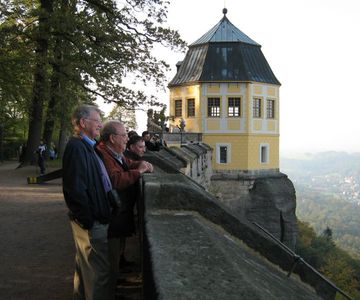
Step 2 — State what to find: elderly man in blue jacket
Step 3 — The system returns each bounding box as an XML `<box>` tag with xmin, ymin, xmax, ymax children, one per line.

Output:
<box><xmin>63</xmin><ymin>104</ymin><xmax>113</xmax><ymax>300</ymax></box>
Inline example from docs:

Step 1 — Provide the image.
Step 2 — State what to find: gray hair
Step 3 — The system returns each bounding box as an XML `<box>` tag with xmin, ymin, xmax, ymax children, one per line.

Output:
<box><xmin>100</xmin><ymin>120</ymin><xmax>124</xmax><ymax>142</ymax></box>
<box><xmin>72</xmin><ymin>104</ymin><xmax>102</xmax><ymax>127</ymax></box>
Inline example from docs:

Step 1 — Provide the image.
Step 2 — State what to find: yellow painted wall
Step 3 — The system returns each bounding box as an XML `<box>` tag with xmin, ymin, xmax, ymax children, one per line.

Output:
<box><xmin>267</xmin><ymin>120</ymin><xmax>276</xmax><ymax>131</ymax></box>
<box><xmin>227</xmin><ymin>83</ymin><xmax>241</xmax><ymax>93</ymax></box>
<box><xmin>206</xmin><ymin>119</ymin><xmax>220</xmax><ymax>130</ymax></box>
<box><xmin>184</xmin><ymin>118</ymin><xmax>200</xmax><ymax>131</ymax></box>
<box><xmin>246</xmin><ymin>83</ymin><xmax>251</xmax><ymax>133</ymax></box>
<box><xmin>267</xmin><ymin>86</ymin><xmax>276</xmax><ymax>97</ymax></box>
<box><xmin>247</xmin><ymin>135</ymin><xmax>279</xmax><ymax>170</ymax></box>
<box><xmin>169</xmin><ymin>82</ymin><xmax>280</xmax><ymax>172</ymax></box>
<box><xmin>186</xmin><ymin>86</ymin><xmax>196</xmax><ymax>95</ymax></box>
<box><xmin>203</xmin><ymin>134</ymin><xmax>249</xmax><ymax>170</ymax></box>
<box><xmin>169</xmin><ymin>85</ymin><xmax>202</xmax><ymax>132</ymax></box>
<box><xmin>203</xmin><ymin>134</ymin><xmax>279</xmax><ymax>170</ymax></box>
<box><xmin>227</xmin><ymin>119</ymin><xmax>241</xmax><ymax>130</ymax></box>
<box><xmin>173</xmin><ymin>87</ymin><xmax>181</xmax><ymax>97</ymax></box>
<box><xmin>253</xmin><ymin>120</ymin><xmax>262</xmax><ymax>131</ymax></box>
<box><xmin>207</xmin><ymin>83</ymin><xmax>220</xmax><ymax>93</ymax></box>
<box><xmin>254</xmin><ymin>85</ymin><xmax>263</xmax><ymax>95</ymax></box>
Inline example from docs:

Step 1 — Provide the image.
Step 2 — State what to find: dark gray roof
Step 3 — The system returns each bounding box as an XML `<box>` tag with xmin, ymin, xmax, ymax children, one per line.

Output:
<box><xmin>190</xmin><ymin>16</ymin><xmax>259</xmax><ymax>46</ymax></box>
<box><xmin>169</xmin><ymin>45</ymin><xmax>208</xmax><ymax>86</ymax></box>
<box><xmin>201</xmin><ymin>43</ymin><xmax>280</xmax><ymax>84</ymax></box>
<box><xmin>169</xmin><ymin>13</ymin><xmax>280</xmax><ymax>87</ymax></box>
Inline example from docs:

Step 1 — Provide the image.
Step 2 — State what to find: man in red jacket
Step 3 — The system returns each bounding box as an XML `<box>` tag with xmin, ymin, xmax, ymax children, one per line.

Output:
<box><xmin>96</xmin><ymin>120</ymin><xmax>153</xmax><ymax>295</ymax></box>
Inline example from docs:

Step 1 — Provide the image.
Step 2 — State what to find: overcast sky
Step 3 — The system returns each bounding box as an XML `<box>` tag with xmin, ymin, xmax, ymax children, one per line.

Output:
<box><xmin>113</xmin><ymin>0</ymin><xmax>360</xmax><ymax>156</ymax></box>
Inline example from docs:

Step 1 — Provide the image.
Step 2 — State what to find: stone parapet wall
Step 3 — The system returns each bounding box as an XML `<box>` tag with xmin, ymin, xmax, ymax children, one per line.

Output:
<box><xmin>142</xmin><ymin>143</ymin><xmax>343</xmax><ymax>298</ymax></box>
<box><xmin>145</xmin><ymin>143</ymin><xmax>212</xmax><ymax>188</ymax></box>
<box><xmin>141</xmin><ymin>173</ymin><xmax>337</xmax><ymax>300</ymax></box>
<box><xmin>147</xmin><ymin>145</ymin><xmax>297</xmax><ymax>250</ymax></box>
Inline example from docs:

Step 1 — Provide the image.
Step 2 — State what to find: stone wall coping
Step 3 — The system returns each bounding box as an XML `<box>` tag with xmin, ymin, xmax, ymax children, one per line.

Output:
<box><xmin>212</xmin><ymin>170</ymin><xmax>285</xmax><ymax>181</ymax></box>
<box><xmin>141</xmin><ymin>173</ymin><xmax>338</xmax><ymax>300</ymax></box>
<box><xmin>168</xmin><ymin>146</ymin><xmax>196</xmax><ymax>162</ymax></box>
<box><xmin>181</xmin><ymin>144</ymin><xmax>204</xmax><ymax>157</ymax></box>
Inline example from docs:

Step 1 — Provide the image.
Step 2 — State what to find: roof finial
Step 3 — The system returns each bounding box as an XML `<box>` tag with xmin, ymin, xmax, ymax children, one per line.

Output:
<box><xmin>223</xmin><ymin>7</ymin><xmax>228</xmax><ymax>15</ymax></box>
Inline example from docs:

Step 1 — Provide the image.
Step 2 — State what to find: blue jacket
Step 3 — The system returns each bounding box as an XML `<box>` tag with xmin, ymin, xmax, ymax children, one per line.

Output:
<box><xmin>63</xmin><ymin>137</ymin><xmax>111</xmax><ymax>229</ymax></box>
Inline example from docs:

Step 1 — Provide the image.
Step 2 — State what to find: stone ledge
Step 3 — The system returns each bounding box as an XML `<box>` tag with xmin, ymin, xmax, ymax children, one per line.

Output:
<box><xmin>212</xmin><ymin>169</ymin><xmax>284</xmax><ymax>181</ymax></box>
<box><xmin>141</xmin><ymin>174</ymin><xmax>337</xmax><ymax>300</ymax></box>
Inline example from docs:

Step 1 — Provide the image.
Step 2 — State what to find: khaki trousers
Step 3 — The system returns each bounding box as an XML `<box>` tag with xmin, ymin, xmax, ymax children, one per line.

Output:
<box><xmin>70</xmin><ymin>221</ymin><xmax>112</xmax><ymax>300</ymax></box>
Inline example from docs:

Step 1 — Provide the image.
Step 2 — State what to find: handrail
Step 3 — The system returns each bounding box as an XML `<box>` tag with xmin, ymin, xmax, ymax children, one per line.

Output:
<box><xmin>252</xmin><ymin>222</ymin><xmax>354</xmax><ymax>300</ymax></box>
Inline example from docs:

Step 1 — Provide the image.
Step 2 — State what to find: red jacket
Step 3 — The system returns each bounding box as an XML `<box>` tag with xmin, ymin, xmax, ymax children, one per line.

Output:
<box><xmin>96</xmin><ymin>141</ymin><xmax>142</xmax><ymax>237</ymax></box>
<box><xmin>96</xmin><ymin>141</ymin><xmax>142</xmax><ymax>191</ymax></box>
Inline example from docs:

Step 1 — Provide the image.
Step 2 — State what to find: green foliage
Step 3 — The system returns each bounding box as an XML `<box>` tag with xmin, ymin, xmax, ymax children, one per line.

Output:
<box><xmin>297</xmin><ymin>221</ymin><xmax>360</xmax><ymax>299</ymax></box>
<box><xmin>0</xmin><ymin>0</ymin><xmax>35</xmax><ymax>159</ymax></box>
<box><xmin>0</xmin><ymin>0</ymin><xmax>186</xmax><ymax>162</ymax></box>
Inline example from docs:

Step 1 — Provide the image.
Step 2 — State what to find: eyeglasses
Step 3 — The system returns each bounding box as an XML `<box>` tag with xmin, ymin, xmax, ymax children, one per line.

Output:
<box><xmin>85</xmin><ymin>118</ymin><xmax>102</xmax><ymax>124</ymax></box>
<box><xmin>113</xmin><ymin>132</ymin><xmax>128</xmax><ymax>137</ymax></box>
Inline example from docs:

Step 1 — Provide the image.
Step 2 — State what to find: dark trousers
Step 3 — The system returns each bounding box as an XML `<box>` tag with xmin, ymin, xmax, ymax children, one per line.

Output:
<box><xmin>38</xmin><ymin>157</ymin><xmax>45</xmax><ymax>174</ymax></box>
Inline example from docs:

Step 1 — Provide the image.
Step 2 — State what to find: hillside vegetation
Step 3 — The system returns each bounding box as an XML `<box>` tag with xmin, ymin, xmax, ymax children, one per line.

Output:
<box><xmin>281</xmin><ymin>151</ymin><xmax>360</xmax><ymax>257</ymax></box>
<box><xmin>281</xmin><ymin>151</ymin><xmax>360</xmax><ymax>298</ymax></box>
<box><xmin>297</xmin><ymin>221</ymin><xmax>360</xmax><ymax>299</ymax></box>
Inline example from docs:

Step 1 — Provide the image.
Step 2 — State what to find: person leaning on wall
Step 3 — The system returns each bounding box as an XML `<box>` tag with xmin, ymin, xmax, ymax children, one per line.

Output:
<box><xmin>62</xmin><ymin>104</ymin><xmax>113</xmax><ymax>300</ymax></box>
<box><xmin>96</xmin><ymin>120</ymin><xmax>153</xmax><ymax>295</ymax></box>
<box><xmin>124</xmin><ymin>135</ymin><xmax>146</xmax><ymax>161</ymax></box>
<box><xmin>141</xmin><ymin>131</ymin><xmax>161</xmax><ymax>151</ymax></box>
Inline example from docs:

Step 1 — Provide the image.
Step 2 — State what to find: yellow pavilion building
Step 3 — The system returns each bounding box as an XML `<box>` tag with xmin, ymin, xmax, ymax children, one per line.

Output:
<box><xmin>168</xmin><ymin>9</ymin><xmax>281</xmax><ymax>175</ymax></box>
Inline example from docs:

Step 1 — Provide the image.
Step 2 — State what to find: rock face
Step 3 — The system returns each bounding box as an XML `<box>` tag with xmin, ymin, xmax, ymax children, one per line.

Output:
<box><xmin>247</xmin><ymin>176</ymin><xmax>297</xmax><ymax>249</ymax></box>
<box><xmin>210</xmin><ymin>173</ymin><xmax>297</xmax><ymax>250</ymax></box>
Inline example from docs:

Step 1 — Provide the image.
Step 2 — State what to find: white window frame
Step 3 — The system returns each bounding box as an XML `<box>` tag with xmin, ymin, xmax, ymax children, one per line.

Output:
<box><xmin>266</xmin><ymin>99</ymin><xmax>275</xmax><ymax>119</ymax></box>
<box><xmin>259</xmin><ymin>143</ymin><xmax>270</xmax><ymax>164</ymax></box>
<box><xmin>228</xmin><ymin>97</ymin><xmax>241</xmax><ymax>117</ymax></box>
<box><xmin>208</xmin><ymin>97</ymin><xmax>221</xmax><ymax>117</ymax></box>
<box><xmin>216</xmin><ymin>143</ymin><xmax>231</xmax><ymax>164</ymax></box>
<box><xmin>253</xmin><ymin>97</ymin><xmax>262</xmax><ymax>118</ymax></box>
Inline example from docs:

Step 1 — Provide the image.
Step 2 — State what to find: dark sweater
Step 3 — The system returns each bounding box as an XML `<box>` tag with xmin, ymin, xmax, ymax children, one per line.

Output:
<box><xmin>62</xmin><ymin>137</ymin><xmax>111</xmax><ymax>229</ymax></box>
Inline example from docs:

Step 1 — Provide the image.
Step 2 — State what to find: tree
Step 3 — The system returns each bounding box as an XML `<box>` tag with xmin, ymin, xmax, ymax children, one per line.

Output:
<box><xmin>107</xmin><ymin>104</ymin><xmax>137</xmax><ymax>131</ymax></box>
<box><xmin>322</xmin><ymin>226</ymin><xmax>333</xmax><ymax>242</ymax></box>
<box><xmin>23</xmin><ymin>0</ymin><xmax>55</xmax><ymax>165</ymax></box>
<box><xmin>320</xmin><ymin>253</ymin><xmax>360</xmax><ymax>299</ymax></box>
<box><xmin>0</xmin><ymin>1</ymin><xmax>38</xmax><ymax>161</ymax></box>
<box><xmin>2</xmin><ymin>0</ymin><xmax>187</xmax><ymax>164</ymax></box>
<box><xmin>297</xmin><ymin>220</ymin><xmax>360</xmax><ymax>298</ymax></box>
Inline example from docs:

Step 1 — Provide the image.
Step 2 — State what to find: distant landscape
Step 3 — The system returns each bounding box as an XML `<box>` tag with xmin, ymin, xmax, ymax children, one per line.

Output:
<box><xmin>281</xmin><ymin>151</ymin><xmax>360</xmax><ymax>258</ymax></box>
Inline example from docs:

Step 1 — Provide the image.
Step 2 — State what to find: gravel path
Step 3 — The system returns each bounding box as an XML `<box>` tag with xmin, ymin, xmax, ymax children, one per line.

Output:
<box><xmin>0</xmin><ymin>162</ymin><xmax>73</xmax><ymax>300</ymax></box>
